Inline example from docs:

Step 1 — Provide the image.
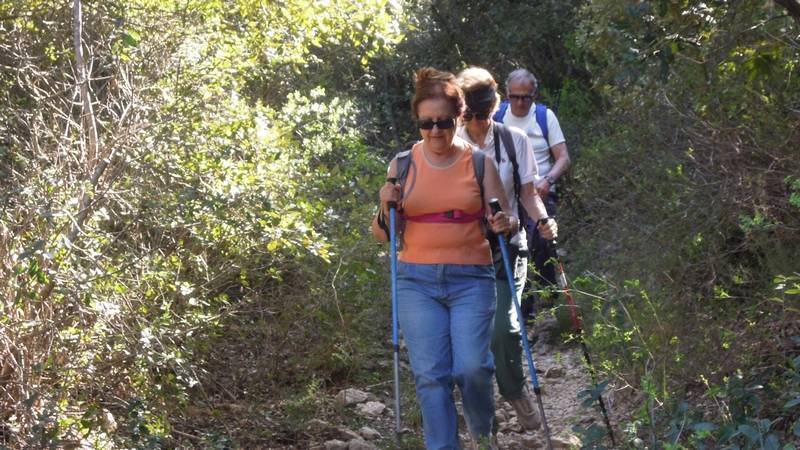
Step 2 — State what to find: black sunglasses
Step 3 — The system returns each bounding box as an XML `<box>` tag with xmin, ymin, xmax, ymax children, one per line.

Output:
<box><xmin>416</xmin><ymin>117</ymin><xmax>456</xmax><ymax>130</ymax></box>
<box><xmin>463</xmin><ymin>110</ymin><xmax>491</xmax><ymax>121</ymax></box>
<box><xmin>508</xmin><ymin>94</ymin><xmax>534</xmax><ymax>102</ymax></box>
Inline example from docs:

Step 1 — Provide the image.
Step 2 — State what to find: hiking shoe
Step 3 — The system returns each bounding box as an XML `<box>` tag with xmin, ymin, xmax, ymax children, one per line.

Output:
<box><xmin>509</xmin><ymin>390</ymin><xmax>541</xmax><ymax>431</ymax></box>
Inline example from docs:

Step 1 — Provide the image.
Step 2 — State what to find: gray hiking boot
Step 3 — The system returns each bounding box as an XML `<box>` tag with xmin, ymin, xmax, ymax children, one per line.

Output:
<box><xmin>509</xmin><ymin>389</ymin><xmax>541</xmax><ymax>431</ymax></box>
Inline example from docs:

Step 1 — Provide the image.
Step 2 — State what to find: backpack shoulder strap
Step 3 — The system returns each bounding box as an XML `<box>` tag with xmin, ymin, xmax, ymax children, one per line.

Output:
<box><xmin>535</xmin><ymin>103</ymin><xmax>549</xmax><ymax>147</ymax></box>
<box><xmin>471</xmin><ymin>148</ymin><xmax>486</xmax><ymax>206</ymax></box>
<box><xmin>495</xmin><ymin>123</ymin><xmax>517</xmax><ymax>166</ymax></box>
<box><xmin>394</xmin><ymin>149</ymin><xmax>412</xmax><ymax>182</ymax></box>
<box><xmin>494</xmin><ymin>123</ymin><xmax>521</xmax><ymax>200</ymax></box>
<box><xmin>390</xmin><ymin>149</ymin><xmax>414</xmax><ymax>250</ymax></box>
<box><xmin>391</xmin><ymin>148</ymin><xmax>418</xmax><ymax>210</ymax></box>
<box><xmin>492</xmin><ymin>100</ymin><xmax>509</xmax><ymax>123</ymax></box>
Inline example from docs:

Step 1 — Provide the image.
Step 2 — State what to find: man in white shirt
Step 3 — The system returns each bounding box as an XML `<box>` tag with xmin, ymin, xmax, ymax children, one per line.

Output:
<box><xmin>495</xmin><ymin>68</ymin><xmax>571</xmax><ymax>318</ymax></box>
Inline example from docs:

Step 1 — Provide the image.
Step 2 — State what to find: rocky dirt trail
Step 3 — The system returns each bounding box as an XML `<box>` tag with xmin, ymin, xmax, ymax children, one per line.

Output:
<box><xmin>309</xmin><ymin>315</ymin><xmax>621</xmax><ymax>449</ymax></box>
<box><xmin>486</xmin><ymin>315</ymin><xmax>613</xmax><ymax>449</ymax></box>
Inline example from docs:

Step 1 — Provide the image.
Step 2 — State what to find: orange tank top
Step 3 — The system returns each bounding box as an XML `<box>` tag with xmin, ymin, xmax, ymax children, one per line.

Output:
<box><xmin>399</xmin><ymin>142</ymin><xmax>492</xmax><ymax>265</ymax></box>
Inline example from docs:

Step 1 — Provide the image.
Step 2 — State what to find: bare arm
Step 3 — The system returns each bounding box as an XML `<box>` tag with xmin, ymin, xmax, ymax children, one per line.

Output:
<box><xmin>535</xmin><ymin>142</ymin><xmax>571</xmax><ymax>196</ymax></box>
<box><xmin>520</xmin><ymin>182</ymin><xmax>548</xmax><ymax>222</ymax></box>
<box><xmin>521</xmin><ymin>182</ymin><xmax>558</xmax><ymax>240</ymax></box>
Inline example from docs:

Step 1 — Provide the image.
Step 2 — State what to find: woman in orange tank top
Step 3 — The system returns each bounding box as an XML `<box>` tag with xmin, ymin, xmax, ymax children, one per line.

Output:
<box><xmin>371</xmin><ymin>68</ymin><xmax>517</xmax><ymax>449</ymax></box>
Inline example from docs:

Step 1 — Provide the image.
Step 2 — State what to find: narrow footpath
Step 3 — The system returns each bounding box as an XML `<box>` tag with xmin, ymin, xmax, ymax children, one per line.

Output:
<box><xmin>312</xmin><ymin>313</ymin><xmax>623</xmax><ymax>449</ymax></box>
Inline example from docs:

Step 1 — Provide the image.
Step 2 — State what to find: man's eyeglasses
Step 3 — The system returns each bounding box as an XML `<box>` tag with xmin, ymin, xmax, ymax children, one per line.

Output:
<box><xmin>508</xmin><ymin>94</ymin><xmax>534</xmax><ymax>102</ymax></box>
<box><xmin>417</xmin><ymin>117</ymin><xmax>456</xmax><ymax>130</ymax></box>
<box><xmin>463</xmin><ymin>110</ymin><xmax>491</xmax><ymax>121</ymax></box>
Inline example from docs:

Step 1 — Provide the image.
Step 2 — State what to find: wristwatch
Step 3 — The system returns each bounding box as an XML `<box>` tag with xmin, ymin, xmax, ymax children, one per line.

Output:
<box><xmin>544</xmin><ymin>174</ymin><xmax>556</xmax><ymax>185</ymax></box>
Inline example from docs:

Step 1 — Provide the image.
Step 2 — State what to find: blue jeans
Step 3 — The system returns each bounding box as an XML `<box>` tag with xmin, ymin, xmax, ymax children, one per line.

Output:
<box><xmin>397</xmin><ymin>262</ymin><xmax>497</xmax><ymax>450</ymax></box>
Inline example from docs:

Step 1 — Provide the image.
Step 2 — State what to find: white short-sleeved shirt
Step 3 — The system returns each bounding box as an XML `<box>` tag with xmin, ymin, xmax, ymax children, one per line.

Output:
<box><xmin>457</xmin><ymin>122</ymin><xmax>536</xmax><ymax>249</ymax></box>
<box><xmin>499</xmin><ymin>104</ymin><xmax>566</xmax><ymax>191</ymax></box>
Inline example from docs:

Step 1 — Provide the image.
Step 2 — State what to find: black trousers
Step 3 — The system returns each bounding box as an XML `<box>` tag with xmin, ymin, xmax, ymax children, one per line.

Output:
<box><xmin>522</xmin><ymin>192</ymin><xmax>558</xmax><ymax>316</ymax></box>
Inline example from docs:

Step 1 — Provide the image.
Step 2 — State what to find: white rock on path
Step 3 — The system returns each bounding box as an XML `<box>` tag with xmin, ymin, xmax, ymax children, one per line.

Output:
<box><xmin>358</xmin><ymin>426</ymin><xmax>382</xmax><ymax>440</ymax></box>
<box><xmin>348</xmin><ymin>438</ymin><xmax>378</xmax><ymax>450</ymax></box>
<box><xmin>551</xmin><ymin>434</ymin><xmax>582</xmax><ymax>449</ymax></box>
<box><xmin>356</xmin><ymin>401</ymin><xmax>386</xmax><ymax>417</ymax></box>
<box><xmin>323</xmin><ymin>439</ymin><xmax>348</xmax><ymax>450</ymax></box>
<box><xmin>336</xmin><ymin>388</ymin><xmax>369</xmax><ymax>406</ymax></box>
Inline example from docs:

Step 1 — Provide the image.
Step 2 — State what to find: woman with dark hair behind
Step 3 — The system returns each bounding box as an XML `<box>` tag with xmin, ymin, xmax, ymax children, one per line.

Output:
<box><xmin>372</xmin><ymin>67</ymin><xmax>515</xmax><ymax>449</ymax></box>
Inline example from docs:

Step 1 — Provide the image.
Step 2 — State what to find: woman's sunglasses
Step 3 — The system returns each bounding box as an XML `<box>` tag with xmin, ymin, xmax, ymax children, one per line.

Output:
<box><xmin>416</xmin><ymin>117</ymin><xmax>456</xmax><ymax>130</ymax></box>
<box><xmin>463</xmin><ymin>110</ymin><xmax>491</xmax><ymax>121</ymax></box>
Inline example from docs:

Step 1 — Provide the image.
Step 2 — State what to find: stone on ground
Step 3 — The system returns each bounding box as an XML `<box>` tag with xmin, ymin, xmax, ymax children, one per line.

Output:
<box><xmin>336</xmin><ymin>388</ymin><xmax>369</xmax><ymax>406</ymax></box>
<box><xmin>335</xmin><ymin>426</ymin><xmax>361</xmax><ymax>441</ymax></box>
<box><xmin>306</xmin><ymin>418</ymin><xmax>332</xmax><ymax>435</ymax></box>
<box><xmin>358</xmin><ymin>426</ymin><xmax>381</xmax><ymax>440</ymax></box>
<box><xmin>551</xmin><ymin>434</ymin><xmax>582</xmax><ymax>448</ymax></box>
<box><xmin>356</xmin><ymin>401</ymin><xmax>386</xmax><ymax>417</ymax></box>
<box><xmin>348</xmin><ymin>438</ymin><xmax>378</xmax><ymax>450</ymax></box>
<box><xmin>544</xmin><ymin>366</ymin><xmax>566</xmax><ymax>379</ymax></box>
<box><xmin>323</xmin><ymin>439</ymin><xmax>348</xmax><ymax>450</ymax></box>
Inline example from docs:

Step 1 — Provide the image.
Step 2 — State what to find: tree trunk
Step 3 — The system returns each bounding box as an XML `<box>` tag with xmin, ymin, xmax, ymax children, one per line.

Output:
<box><xmin>73</xmin><ymin>0</ymin><xmax>98</xmax><ymax>168</ymax></box>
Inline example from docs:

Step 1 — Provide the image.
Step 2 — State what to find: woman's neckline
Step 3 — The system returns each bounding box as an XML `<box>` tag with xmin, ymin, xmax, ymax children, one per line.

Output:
<box><xmin>420</xmin><ymin>142</ymin><xmax>466</xmax><ymax>170</ymax></box>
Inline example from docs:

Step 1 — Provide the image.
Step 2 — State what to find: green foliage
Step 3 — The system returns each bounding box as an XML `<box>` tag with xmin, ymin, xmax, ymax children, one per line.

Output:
<box><xmin>787</xmin><ymin>177</ymin><xmax>800</xmax><ymax>210</ymax></box>
<box><xmin>3</xmin><ymin>0</ymin><xmax>800</xmax><ymax>447</ymax></box>
<box><xmin>1</xmin><ymin>0</ymin><xmax>400</xmax><ymax>446</ymax></box>
<box><xmin>565</xmin><ymin>3</ymin><xmax>799</xmax><ymax>442</ymax></box>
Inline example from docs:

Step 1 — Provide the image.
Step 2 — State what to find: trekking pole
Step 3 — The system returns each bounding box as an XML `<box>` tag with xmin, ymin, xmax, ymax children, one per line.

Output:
<box><xmin>387</xmin><ymin>177</ymin><xmax>402</xmax><ymax>444</ymax></box>
<box><xmin>489</xmin><ymin>199</ymin><xmax>553</xmax><ymax>450</ymax></box>
<box><xmin>541</xmin><ymin>218</ymin><xmax>616</xmax><ymax>446</ymax></box>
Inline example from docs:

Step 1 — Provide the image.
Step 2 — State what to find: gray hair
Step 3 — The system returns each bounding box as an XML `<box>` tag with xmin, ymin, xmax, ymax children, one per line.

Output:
<box><xmin>505</xmin><ymin>68</ymin><xmax>538</xmax><ymax>93</ymax></box>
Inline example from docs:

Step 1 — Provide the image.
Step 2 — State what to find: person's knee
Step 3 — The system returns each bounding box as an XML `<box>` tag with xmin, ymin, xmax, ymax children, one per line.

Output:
<box><xmin>415</xmin><ymin>370</ymin><xmax>452</xmax><ymax>392</ymax></box>
<box><xmin>453</xmin><ymin>359</ymin><xmax>492</xmax><ymax>385</ymax></box>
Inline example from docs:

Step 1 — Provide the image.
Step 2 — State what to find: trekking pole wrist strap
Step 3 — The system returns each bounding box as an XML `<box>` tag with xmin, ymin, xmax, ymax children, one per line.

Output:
<box><xmin>377</xmin><ymin>208</ymin><xmax>390</xmax><ymax>238</ymax></box>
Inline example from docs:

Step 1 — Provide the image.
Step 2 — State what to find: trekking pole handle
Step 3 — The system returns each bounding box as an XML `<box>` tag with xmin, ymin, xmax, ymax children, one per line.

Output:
<box><xmin>489</xmin><ymin>199</ymin><xmax>511</xmax><ymax>237</ymax></box>
<box><xmin>386</xmin><ymin>177</ymin><xmax>398</xmax><ymax>210</ymax></box>
<box><xmin>489</xmin><ymin>198</ymin><xmax>501</xmax><ymax>215</ymax></box>
<box><xmin>538</xmin><ymin>216</ymin><xmax>559</xmax><ymax>248</ymax></box>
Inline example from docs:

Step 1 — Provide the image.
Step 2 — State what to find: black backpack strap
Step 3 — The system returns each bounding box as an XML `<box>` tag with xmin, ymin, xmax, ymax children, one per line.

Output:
<box><xmin>493</xmin><ymin>127</ymin><xmax>502</xmax><ymax>165</ymax></box>
<box><xmin>471</xmin><ymin>148</ymin><xmax>489</xmax><ymax>240</ymax></box>
<box><xmin>394</xmin><ymin>149</ymin><xmax>412</xmax><ymax>184</ymax></box>
<box><xmin>494</xmin><ymin>123</ymin><xmax>521</xmax><ymax>203</ymax></box>
<box><xmin>393</xmin><ymin>149</ymin><xmax>416</xmax><ymax>203</ymax></box>
<box><xmin>390</xmin><ymin>149</ymin><xmax>414</xmax><ymax>250</ymax></box>
<box><xmin>471</xmin><ymin>148</ymin><xmax>486</xmax><ymax>206</ymax></box>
